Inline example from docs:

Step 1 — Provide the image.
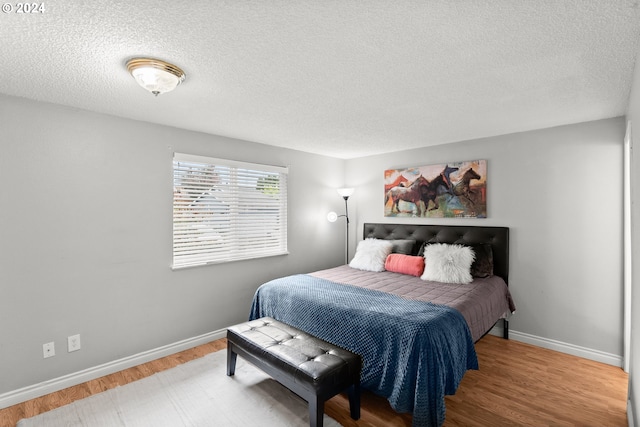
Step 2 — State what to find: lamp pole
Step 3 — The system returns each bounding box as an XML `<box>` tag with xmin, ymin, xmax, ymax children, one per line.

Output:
<box><xmin>335</xmin><ymin>188</ymin><xmax>354</xmax><ymax>264</ymax></box>
<box><xmin>342</xmin><ymin>195</ymin><xmax>350</xmax><ymax>265</ymax></box>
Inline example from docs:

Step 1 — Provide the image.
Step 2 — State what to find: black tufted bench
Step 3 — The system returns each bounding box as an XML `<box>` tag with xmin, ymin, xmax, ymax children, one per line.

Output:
<box><xmin>226</xmin><ymin>317</ymin><xmax>361</xmax><ymax>427</ymax></box>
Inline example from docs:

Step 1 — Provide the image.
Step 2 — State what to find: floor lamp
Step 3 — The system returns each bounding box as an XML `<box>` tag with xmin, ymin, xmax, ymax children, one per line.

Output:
<box><xmin>327</xmin><ymin>188</ymin><xmax>354</xmax><ymax>264</ymax></box>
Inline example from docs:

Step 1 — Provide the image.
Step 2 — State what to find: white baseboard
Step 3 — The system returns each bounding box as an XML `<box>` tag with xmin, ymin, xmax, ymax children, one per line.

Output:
<box><xmin>0</xmin><ymin>328</ymin><xmax>227</xmax><ymax>410</ymax></box>
<box><xmin>1</xmin><ymin>326</ymin><xmax>623</xmax><ymax>410</ymax></box>
<box><xmin>505</xmin><ymin>329</ymin><xmax>623</xmax><ymax>367</ymax></box>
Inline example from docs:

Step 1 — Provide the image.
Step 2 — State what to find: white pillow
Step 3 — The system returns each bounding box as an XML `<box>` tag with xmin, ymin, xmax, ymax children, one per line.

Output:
<box><xmin>349</xmin><ymin>238</ymin><xmax>394</xmax><ymax>272</ymax></box>
<box><xmin>421</xmin><ymin>243</ymin><xmax>475</xmax><ymax>284</ymax></box>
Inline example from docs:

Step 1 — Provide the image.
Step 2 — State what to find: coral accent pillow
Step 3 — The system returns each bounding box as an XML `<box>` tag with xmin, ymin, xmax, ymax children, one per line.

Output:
<box><xmin>421</xmin><ymin>243</ymin><xmax>475</xmax><ymax>284</ymax></box>
<box><xmin>384</xmin><ymin>254</ymin><xmax>425</xmax><ymax>277</ymax></box>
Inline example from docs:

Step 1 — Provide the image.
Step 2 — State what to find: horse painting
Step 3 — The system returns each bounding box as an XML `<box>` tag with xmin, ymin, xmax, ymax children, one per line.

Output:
<box><xmin>384</xmin><ymin>174</ymin><xmax>409</xmax><ymax>193</ymax></box>
<box><xmin>419</xmin><ymin>171</ymin><xmax>451</xmax><ymax>211</ymax></box>
<box><xmin>453</xmin><ymin>168</ymin><xmax>481</xmax><ymax>204</ymax></box>
<box><xmin>385</xmin><ymin>175</ymin><xmax>429</xmax><ymax>216</ymax></box>
<box><xmin>442</xmin><ymin>164</ymin><xmax>459</xmax><ymax>189</ymax></box>
<box><xmin>384</xmin><ymin>159</ymin><xmax>487</xmax><ymax>218</ymax></box>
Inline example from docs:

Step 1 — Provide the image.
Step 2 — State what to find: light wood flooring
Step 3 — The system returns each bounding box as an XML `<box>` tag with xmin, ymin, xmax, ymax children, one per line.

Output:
<box><xmin>0</xmin><ymin>335</ymin><xmax>628</xmax><ymax>427</ymax></box>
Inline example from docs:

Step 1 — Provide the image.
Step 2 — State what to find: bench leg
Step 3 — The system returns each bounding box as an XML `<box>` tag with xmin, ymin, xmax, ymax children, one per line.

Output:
<box><xmin>348</xmin><ymin>382</ymin><xmax>361</xmax><ymax>420</ymax></box>
<box><xmin>226</xmin><ymin>345</ymin><xmax>237</xmax><ymax>376</ymax></box>
<box><xmin>309</xmin><ymin>396</ymin><xmax>323</xmax><ymax>427</ymax></box>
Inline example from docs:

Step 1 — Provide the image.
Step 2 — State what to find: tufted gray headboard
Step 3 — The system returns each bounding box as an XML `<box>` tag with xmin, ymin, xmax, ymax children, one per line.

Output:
<box><xmin>363</xmin><ymin>223</ymin><xmax>509</xmax><ymax>284</ymax></box>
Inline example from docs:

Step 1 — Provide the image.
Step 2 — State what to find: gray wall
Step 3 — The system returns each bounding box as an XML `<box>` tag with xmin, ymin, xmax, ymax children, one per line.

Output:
<box><xmin>0</xmin><ymin>92</ymin><xmax>627</xmax><ymax>400</ymax></box>
<box><xmin>345</xmin><ymin>118</ymin><xmax>625</xmax><ymax>356</ymax></box>
<box><xmin>0</xmin><ymin>94</ymin><xmax>346</xmax><ymax>394</ymax></box>
<box><xmin>625</xmin><ymin>41</ymin><xmax>640</xmax><ymax>425</ymax></box>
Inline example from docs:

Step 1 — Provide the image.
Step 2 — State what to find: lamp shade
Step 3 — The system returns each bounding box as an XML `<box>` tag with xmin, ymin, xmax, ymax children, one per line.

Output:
<box><xmin>337</xmin><ymin>188</ymin><xmax>355</xmax><ymax>198</ymax></box>
<box><xmin>327</xmin><ymin>211</ymin><xmax>338</xmax><ymax>222</ymax></box>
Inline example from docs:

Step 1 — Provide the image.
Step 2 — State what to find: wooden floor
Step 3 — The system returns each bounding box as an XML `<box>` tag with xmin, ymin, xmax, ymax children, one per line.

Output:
<box><xmin>1</xmin><ymin>335</ymin><xmax>628</xmax><ymax>427</ymax></box>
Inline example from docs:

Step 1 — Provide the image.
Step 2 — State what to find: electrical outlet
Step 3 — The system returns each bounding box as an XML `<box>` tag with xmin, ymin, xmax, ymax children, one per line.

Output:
<box><xmin>43</xmin><ymin>342</ymin><xmax>55</xmax><ymax>358</ymax></box>
<box><xmin>67</xmin><ymin>334</ymin><xmax>81</xmax><ymax>352</ymax></box>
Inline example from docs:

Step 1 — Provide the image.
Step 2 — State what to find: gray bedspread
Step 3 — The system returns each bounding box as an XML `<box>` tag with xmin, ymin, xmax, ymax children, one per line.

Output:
<box><xmin>310</xmin><ymin>265</ymin><xmax>515</xmax><ymax>342</ymax></box>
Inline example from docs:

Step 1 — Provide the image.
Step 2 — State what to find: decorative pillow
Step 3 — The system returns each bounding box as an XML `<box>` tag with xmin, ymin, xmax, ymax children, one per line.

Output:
<box><xmin>349</xmin><ymin>239</ymin><xmax>394</xmax><ymax>272</ymax></box>
<box><xmin>385</xmin><ymin>254</ymin><xmax>425</xmax><ymax>277</ymax></box>
<box><xmin>469</xmin><ymin>244</ymin><xmax>494</xmax><ymax>278</ymax></box>
<box><xmin>421</xmin><ymin>243</ymin><xmax>475</xmax><ymax>284</ymax></box>
<box><xmin>416</xmin><ymin>241</ymin><xmax>427</xmax><ymax>257</ymax></box>
<box><xmin>390</xmin><ymin>239</ymin><xmax>416</xmax><ymax>255</ymax></box>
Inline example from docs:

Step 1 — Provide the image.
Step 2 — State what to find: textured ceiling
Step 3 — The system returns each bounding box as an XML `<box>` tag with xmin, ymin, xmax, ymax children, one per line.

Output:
<box><xmin>1</xmin><ymin>1</ymin><xmax>639</xmax><ymax>159</ymax></box>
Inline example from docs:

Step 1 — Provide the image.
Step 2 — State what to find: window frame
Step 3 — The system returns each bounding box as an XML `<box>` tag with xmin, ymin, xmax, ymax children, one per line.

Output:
<box><xmin>172</xmin><ymin>152</ymin><xmax>288</xmax><ymax>269</ymax></box>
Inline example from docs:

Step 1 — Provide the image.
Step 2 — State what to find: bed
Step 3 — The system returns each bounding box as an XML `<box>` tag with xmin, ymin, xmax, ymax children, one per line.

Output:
<box><xmin>249</xmin><ymin>223</ymin><xmax>515</xmax><ymax>427</ymax></box>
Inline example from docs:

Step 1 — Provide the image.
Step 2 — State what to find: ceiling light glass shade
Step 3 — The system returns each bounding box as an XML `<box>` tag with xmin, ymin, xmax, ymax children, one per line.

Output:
<box><xmin>126</xmin><ymin>58</ymin><xmax>185</xmax><ymax>96</ymax></box>
<box><xmin>337</xmin><ymin>188</ymin><xmax>355</xmax><ymax>198</ymax></box>
<box><xmin>327</xmin><ymin>211</ymin><xmax>338</xmax><ymax>222</ymax></box>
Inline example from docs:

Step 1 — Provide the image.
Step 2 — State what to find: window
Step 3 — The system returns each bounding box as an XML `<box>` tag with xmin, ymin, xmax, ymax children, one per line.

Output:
<box><xmin>172</xmin><ymin>153</ymin><xmax>288</xmax><ymax>269</ymax></box>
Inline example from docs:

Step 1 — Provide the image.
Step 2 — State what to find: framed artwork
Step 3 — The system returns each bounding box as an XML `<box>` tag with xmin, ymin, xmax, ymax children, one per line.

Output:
<box><xmin>384</xmin><ymin>159</ymin><xmax>487</xmax><ymax>218</ymax></box>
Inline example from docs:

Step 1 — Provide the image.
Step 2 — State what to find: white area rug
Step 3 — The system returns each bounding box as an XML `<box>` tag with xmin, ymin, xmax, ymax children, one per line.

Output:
<box><xmin>17</xmin><ymin>350</ymin><xmax>342</xmax><ymax>426</ymax></box>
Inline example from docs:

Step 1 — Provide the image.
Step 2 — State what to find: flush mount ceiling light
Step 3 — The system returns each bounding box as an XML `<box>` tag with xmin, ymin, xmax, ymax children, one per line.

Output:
<box><xmin>126</xmin><ymin>58</ymin><xmax>185</xmax><ymax>96</ymax></box>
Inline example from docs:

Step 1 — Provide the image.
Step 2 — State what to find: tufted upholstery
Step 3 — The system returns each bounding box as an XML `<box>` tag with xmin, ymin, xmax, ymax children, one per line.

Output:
<box><xmin>364</xmin><ymin>223</ymin><xmax>509</xmax><ymax>284</ymax></box>
<box><xmin>227</xmin><ymin>317</ymin><xmax>361</xmax><ymax>427</ymax></box>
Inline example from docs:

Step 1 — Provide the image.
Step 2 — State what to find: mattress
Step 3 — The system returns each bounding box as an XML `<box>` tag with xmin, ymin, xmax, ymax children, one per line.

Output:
<box><xmin>310</xmin><ymin>265</ymin><xmax>515</xmax><ymax>342</ymax></box>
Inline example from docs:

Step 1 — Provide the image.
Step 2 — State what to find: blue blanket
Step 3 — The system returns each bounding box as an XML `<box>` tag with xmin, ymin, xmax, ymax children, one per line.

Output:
<box><xmin>249</xmin><ymin>274</ymin><xmax>478</xmax><ymax>427</ymax></box>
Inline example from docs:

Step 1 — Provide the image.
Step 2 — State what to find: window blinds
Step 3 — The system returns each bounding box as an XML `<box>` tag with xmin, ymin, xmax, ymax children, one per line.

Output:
<box><xmin>172</xmin><ymin>153</ymin><xmax>288</xmax><ymax>269</ymax></box>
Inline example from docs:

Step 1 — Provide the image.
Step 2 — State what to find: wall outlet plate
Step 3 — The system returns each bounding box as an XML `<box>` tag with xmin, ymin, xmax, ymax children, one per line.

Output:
<box><xmin>43</xmin><ymin>342</ymin><xmax>55</xmax><ymax>358</ymax></box>
<box><xmin>67</xmin><ymin>334</ymin><xmax>81</xmax><ymax>352</ymax></box>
